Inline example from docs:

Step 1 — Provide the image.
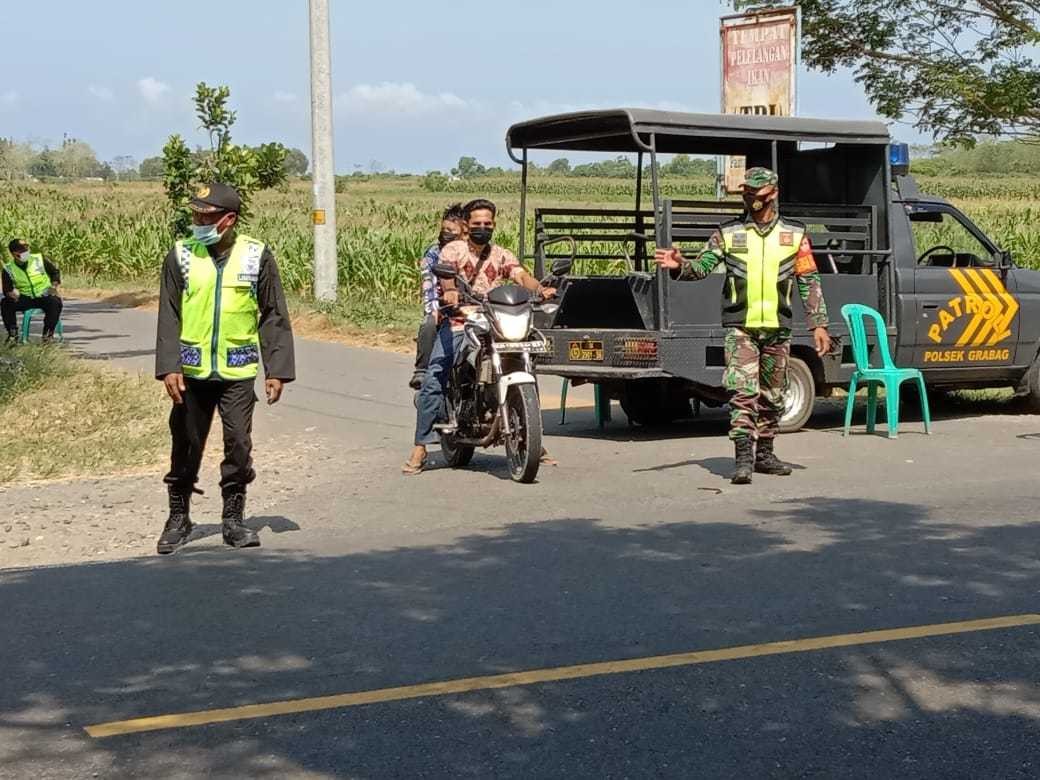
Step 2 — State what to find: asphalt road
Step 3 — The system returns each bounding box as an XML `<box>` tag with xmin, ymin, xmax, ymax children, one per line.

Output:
<box><xmin>3</xmin><ymin>299</ymin><xmax>1040</xmax><ymax>779</ymax></box>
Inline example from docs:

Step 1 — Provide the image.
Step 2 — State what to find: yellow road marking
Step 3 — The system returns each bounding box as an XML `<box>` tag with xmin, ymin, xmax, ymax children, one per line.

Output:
<box><xmin>84</xmin><ymin>613</ymin><xmax>1040</xmax><ymax>738</ymax></box>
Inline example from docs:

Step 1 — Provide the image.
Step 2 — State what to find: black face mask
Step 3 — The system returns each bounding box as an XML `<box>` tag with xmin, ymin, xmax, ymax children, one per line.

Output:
<box><xmin>469</xmin><ymin>227</ymin><xmax>494</xmax><ymax>246</ymax></box>
<box><xmin>743</xmin><ymin>193</ymin><xmax>773</xmax><ymax>214</ymax></box>
<box><xmin>439</xmin><ymin>230</ymin><xmax>460</xmax><ymax>247</ymax></box>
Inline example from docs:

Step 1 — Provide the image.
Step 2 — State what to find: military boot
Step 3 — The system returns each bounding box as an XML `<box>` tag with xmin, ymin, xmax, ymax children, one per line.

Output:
<box><xmin>731</xmin><ymin>438</ymin><xmax>754</xmax><ymax>485</ymax></box>
<box><xmin>156</xmin><ymin>487</ymin><xmax>194</xmax><ymax>554</ymax></box>
<box><xmin>221</xmin><ymin>492</ymin><xmax>260</xmax><ymax>548</ymax></box>
<box><xmin>5</xmin><ymin>330</ymin><xmax>17</xmax><ymax>345</ymax></box>
<box><xmin>754</xmin><ymin>438</ymin><xmax>793</xmax><ymax>476</ymax></box>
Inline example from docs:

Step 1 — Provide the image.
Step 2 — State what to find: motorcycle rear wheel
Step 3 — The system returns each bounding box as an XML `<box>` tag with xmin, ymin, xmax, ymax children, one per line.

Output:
<box><xmin>440</xmin><ymin>433</ymin><xmax>475</xmax><ymax>469</ymax></box>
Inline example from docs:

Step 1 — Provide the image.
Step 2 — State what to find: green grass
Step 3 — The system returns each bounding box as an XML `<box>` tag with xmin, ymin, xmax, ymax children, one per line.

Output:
<box><xmin>0</xmin><ymin>345</ymin><xmax>168</xmax><ymax>483</ymax></box>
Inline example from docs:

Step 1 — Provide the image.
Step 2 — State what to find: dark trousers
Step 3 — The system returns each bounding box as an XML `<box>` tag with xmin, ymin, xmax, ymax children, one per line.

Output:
<box><xmin>2</xmin><ymin>295</ymin><xmax>63</xmax><ymax>335</ymax></box>
<box><xmin>413</xmin><ymin>314</ymin><xmax>438</xmax><ymax>371</ymax></box>
<box><xmin>164</xmin><ymin>379</ymin><xmax>257</xmax><ymax>496</ymax></box>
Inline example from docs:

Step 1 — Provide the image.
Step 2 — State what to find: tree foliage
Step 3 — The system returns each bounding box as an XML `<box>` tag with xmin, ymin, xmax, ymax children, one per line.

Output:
<box><xmin>733</xmin><ymin>0</ymin><xmax>1040</xmax><ymax>143</ymax></box>
<box><xmin>283</xmin><ymin>147</ymin><xmax>309</xmax><ymax>176</ymax></box>
<box><xmin>161</xmin><ymin>83</ymin><xmax>289</xmax><ymax>235</ymax></box>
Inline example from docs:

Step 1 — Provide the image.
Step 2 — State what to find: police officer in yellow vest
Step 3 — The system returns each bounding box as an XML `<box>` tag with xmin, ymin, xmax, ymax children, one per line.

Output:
<box><xmin>2</xmin><ymin>239</ymin><xmax>63</xmax><ymax>343</ymax></box>
<box><xmin>155</xmin><ymin>183</ymin><xmax>296</xmax><ymax>554</ymax></box>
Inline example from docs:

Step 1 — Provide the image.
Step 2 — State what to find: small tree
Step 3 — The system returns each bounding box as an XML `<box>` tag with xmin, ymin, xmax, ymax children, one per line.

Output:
<box><xmin>162</xmin><ymin>83</ymin><xmax>288</xmax><ymax>236</ymax></box>
<box><xmin>454</xmin><ymin>156</ymin><xmax>486</xmax><ymax>178</ymax></box>
<box><xmin>421</xmin><ymin>171</ymin><xmax>448</xmax><ymax>192</ymax></box>
<box><xmin>547</xmin><ymin>158</ymin><xmax>572</xmax><ymax>175</ymax></box>
<box><xmin>283</xmin><ymin>147</ymin><xmax>309</xmax><ymax>176</ymax></box>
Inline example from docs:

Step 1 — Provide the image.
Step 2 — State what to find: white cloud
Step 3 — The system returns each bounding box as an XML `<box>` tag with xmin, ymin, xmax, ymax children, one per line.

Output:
<box><xmin>137</xmin><ymin>77</ymin><xmax>171</xmax><ymax>105</ymax></box>
<box><xmin>0</xmin><ymin>90</ymin><xmax>19</xmax><ymax>108</ymax></box>
<box><xmin>338</xmin><ymin>82</ymin><xmax>469</xmax><ymax>116</ymax></box>
<box><xmin>273</xmin><ymin>91</ymin><xmax>298</xmax><ymax>104</ymax></box>
<box><xmin>88</xmin><ymin>85</ymin><xmax>114</xmax><ymax>102</ymax></box>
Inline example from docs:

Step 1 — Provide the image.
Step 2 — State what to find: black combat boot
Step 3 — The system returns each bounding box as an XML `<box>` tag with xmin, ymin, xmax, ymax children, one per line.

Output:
<box><xmin>754</xmin><ymin>438</ymin><xmax>793</xmax><ymax>476</ymax></box>
<box><xmin>221</xmin><ymin>492</ymin><xmax>260</xmax><ymax>548</ymax></box>
<box><xmin>5</xmin><ymin>330</ymin><xmax>17</xmax><ymax>345</ymax></box>
<box><xmin>157</xmin><ymin>487</ymin><xmax>194</xmax><ymax>554</ymax></box>
<box><xmin>731</xmin><ymin>438</ymin><xmax>754</xmax><ymax>485</ymax></box>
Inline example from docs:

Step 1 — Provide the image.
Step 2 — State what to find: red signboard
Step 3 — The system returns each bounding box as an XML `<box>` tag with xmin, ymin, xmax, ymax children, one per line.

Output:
<box><xmin>720</xmin><ymin>7</ymin><xmax>798</xmax><ymax>191</ymax></box>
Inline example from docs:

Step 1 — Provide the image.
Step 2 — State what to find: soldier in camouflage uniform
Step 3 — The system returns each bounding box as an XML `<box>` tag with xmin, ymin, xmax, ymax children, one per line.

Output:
<box><xmin>655</xmin><ymin>167</ymin><xmax>831</xmax><ymax>484</ymax></box>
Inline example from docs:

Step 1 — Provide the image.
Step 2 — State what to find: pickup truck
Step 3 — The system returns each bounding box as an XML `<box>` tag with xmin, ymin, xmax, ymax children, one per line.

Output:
<box><xmin>503</xmin><ymin>109</ymin><xmax>1040</xmax><ymax>429</ymax></box>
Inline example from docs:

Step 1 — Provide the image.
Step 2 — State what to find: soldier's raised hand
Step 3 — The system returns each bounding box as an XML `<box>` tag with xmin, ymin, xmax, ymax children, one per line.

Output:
<box><xmin>654</xmin><ymin>248</ymin><xmax>683</xmax><ymax>270</ymax></box>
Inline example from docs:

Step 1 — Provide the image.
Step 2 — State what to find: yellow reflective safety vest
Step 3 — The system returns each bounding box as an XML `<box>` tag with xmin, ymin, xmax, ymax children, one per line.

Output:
<box><xmin>177</xmin><ymin>235</ymin><xmax>263</xmax><ymax>381</ymax></box>
<box><xmin>719</xmin><ymin>218</ymin><xmax>806</xmax><ymax>329</ymax></box>
<box><xmin>4</xmin><ymin>254</ymin><xmax>50</xmax><ymax>297</ymax></box>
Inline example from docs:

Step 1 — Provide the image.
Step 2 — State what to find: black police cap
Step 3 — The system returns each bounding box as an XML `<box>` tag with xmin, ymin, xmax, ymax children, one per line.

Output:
<box><xmin>189</xmin><ymin>182</ymin><xmax>242</xmax><ymax>214</ymax></box>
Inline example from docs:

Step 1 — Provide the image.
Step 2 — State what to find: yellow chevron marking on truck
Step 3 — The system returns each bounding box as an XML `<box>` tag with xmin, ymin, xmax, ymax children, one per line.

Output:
<box><xmin>928</xmin><ymin>269</ymin><xmax>1018</xmax><ymax>351</ymax></box>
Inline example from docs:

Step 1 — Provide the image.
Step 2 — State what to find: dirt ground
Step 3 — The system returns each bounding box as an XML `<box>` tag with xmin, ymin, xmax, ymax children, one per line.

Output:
<box><xmin>0</xmin><ymin>431</ymin><xmax>333</xmax><ymax>569</ymax></box>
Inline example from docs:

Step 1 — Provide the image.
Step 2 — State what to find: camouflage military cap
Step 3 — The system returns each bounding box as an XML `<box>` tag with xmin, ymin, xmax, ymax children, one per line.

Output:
<box><xmin>744</xmin><ymin>167</ymin><xmax>778</xmax><ymax>189</ymax></box>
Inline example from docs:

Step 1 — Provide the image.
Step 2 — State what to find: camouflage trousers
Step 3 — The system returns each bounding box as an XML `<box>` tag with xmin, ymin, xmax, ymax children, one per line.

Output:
<box><xmin>723</xmin><ymin>327</ymin><xmax>790</xmax><ymax>442</ymax></box>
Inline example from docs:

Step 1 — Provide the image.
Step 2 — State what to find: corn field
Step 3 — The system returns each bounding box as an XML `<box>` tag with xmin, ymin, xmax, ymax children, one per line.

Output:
<box><xmin>2</xmin><ymin>177</ymin><xmax>1040</xmax><ymax>306</ymax></box>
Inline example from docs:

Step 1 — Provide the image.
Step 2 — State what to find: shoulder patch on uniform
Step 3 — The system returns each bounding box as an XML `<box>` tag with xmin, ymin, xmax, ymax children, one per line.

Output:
<box><xmin>731</xmin><ymin>231</ymin><xmax>748</xmax><ymax>248</ymax></box>
<box><xmin>780</xmin><ymin>232</ymin><xmax>794</xmax><ymax>246</ymax></box>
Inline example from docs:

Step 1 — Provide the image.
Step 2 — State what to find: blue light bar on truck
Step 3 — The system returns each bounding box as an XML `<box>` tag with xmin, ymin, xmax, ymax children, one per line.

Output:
<box><xmin>890</xmin><ymin>143</ymin><xmax>911</xmax><ymax>175</ymax></box>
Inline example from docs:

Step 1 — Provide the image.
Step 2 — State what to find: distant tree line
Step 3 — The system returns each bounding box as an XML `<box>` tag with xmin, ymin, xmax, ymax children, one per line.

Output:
<box><xmin>912</xmin><ymin>140</ymin><xmax>1040</xmax><ymax>176</ymax></box>
<box><xmin>419</xmin><ymin>154</ymin><xmax>716</xmax><ymax>191</ymax></box>
<box><xmin>0</xmin><ymin>135</ymin><xmax>308</xmax><ymax>182</ymax></box>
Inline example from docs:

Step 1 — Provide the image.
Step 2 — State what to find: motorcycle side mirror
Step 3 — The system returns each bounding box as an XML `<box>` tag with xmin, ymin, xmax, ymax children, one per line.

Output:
<box><xmin>549</xmin><ymin>258</ymin><xmax>573</xmax><ymax>276</ymax></box>
<box><xmin>431</xmin><ymin>262</ymin><xmax>458</xmax><ymax>280</ymax></box>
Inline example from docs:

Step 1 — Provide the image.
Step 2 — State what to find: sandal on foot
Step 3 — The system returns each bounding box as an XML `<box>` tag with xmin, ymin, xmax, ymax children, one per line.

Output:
<box><xmin>401</xmin><ymin>457</ymin><xmax>427</xmax><ymax>475</ymax></box>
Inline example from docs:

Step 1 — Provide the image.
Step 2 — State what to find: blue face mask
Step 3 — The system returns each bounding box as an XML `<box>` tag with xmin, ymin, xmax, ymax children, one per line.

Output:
<box><xmin>191</xmin><ymin>223</ymin><xmax>225</xmax><ymax>246</ymax></box>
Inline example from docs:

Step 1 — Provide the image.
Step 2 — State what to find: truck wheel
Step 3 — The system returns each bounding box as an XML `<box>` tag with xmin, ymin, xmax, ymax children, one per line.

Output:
<box><xmin>1018</xmin><ymin>356</ymin><xmax>1040</xmax><ymax>413</ymax></box>
<box><xmin>779</xmin><ymin>357</ymin><xmax>816</xmax><ymax>433</ymax></box>
<box><xmin>620</xmin><ymin>380</ymin><xmax>691</xmax><ymax>426</ymax></box>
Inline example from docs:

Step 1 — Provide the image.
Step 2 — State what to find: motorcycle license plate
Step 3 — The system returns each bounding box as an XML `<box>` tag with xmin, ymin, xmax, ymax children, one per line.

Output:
<box><xmin>568</xmin><ymin>339</ymin><xmax>604</xmax><ymax>362</ymax></box>
<box><xmin>497</xmin><ymin>340</ymin><xmax>550</xmax><ymax>354</ymax></box>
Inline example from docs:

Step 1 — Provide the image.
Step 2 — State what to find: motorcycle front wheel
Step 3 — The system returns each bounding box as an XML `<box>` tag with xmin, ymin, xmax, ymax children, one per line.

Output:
<box><xmin>504</xmin><ymin>383</ymin><xmax>542</xmax><ymax>483</ymax></box>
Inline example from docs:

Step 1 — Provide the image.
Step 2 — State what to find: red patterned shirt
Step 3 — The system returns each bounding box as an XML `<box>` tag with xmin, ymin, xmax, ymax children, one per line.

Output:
<box><xmin>439</xmin><ymin>240</ymin><xmax>525</xmax><ymax>327</ymax></box>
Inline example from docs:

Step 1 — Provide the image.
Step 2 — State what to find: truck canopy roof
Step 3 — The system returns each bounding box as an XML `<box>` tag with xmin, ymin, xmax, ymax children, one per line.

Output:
<box><xmin>506</xmin><ymin>108</ymin><xmax>891</xmax><ymax>156</ymax></box>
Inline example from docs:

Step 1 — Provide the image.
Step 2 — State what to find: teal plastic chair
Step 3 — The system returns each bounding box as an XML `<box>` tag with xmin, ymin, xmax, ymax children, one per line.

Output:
<box><xmin>19</xmin><ymin>308</ymin><xmax>64</xmax><ymax>344</ymax></box>
<box><xmin>559</xmin><ymin>378</ymin><xmax>611</xmax><ymax>427</ymax></box>
<box><xmin>840</xmin><ymin>303</ymin><xmax>931</xmax><ymax>439</ymax></box>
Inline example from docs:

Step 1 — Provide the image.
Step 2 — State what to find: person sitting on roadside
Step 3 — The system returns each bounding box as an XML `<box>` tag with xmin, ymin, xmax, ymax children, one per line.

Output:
<box><xmin>409</xmin><ymin>203</ymin><xmax>468</xmax><ymax>390</ymax></box>
<box><xmin>402</xmin><ymin>198</ymin><xmax>556</xmax><ymax>474</ymax></box>
<box><xmin>2</xmin><ymin>239</ymin><xmax>63</xmax><ymax>344</ymax></box>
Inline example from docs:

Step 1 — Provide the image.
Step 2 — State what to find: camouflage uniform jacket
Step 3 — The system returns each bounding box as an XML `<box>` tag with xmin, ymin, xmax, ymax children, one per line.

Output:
<box><xmin>676</xmin><ymin>214</ymin><xmax>829</xmax><ymax>331</ymax></box>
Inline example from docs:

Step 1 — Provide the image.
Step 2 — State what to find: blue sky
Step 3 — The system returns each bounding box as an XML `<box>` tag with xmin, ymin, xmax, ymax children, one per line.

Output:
<box><xmin>1</xmin><ymin>0</ymin><xmax>919</xmax><ymax>173</ymax></box>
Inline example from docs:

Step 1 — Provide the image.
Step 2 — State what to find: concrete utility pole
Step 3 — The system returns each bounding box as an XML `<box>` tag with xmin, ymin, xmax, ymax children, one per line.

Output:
<box><xmin>309</xmin><ymin>0</ymin><xmax>338</xmax><ymax>302</ymax></box>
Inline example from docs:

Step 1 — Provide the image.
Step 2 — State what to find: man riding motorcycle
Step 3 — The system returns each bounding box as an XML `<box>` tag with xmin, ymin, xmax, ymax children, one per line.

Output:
<box><xmin>403</xmin><ymin>198</ymin><xmax>556</xmax><ymax>475</ymax></box>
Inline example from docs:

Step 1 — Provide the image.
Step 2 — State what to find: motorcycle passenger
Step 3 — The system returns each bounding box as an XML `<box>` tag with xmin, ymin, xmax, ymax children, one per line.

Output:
<box><xmin>402</xmin><ymin>198</ymin><xmax>555</xmax><ymax>475</ymax></box>
<box><xmin>409</xmin><ymin>204</ymin><xmax>468</xmax><ymax>390</ymax></box>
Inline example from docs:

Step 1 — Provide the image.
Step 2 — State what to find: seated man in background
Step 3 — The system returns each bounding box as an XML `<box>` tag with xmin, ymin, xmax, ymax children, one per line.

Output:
<box><xmin>2</xmin><ymin>239</ymin><xmax>63</xmax><ymax>343</ymax></box>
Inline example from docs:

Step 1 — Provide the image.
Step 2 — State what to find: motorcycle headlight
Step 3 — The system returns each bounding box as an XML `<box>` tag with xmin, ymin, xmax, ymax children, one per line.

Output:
<box><xmin>495</xmin><ymin>310</ymin><xmax>532</xmax><ymax>342</ymax></box>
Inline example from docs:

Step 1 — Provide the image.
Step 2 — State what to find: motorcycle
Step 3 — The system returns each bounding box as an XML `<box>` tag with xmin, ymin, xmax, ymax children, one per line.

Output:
<box><xmin>430</xmin><ymin>263</ymin><xmax>559</xmax><ymax>483</ymax></box>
